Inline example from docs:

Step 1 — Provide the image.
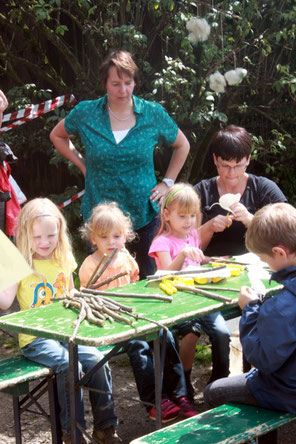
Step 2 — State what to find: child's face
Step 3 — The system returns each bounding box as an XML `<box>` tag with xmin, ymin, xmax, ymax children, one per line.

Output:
<box><xmin>256</xmin><ymin>252</ymin><xmax>283</xmax><ymax>272</ymax></box>
<box><xmin>164</xmin><ymin>205</ymin><xmax>197</xmax><ymax>239</ymax></box>
<box><xmin>31</xmin><ymin>217</ymin><xmax>59</xmax><ymax>260</ymax></box>
<box><xmin>91</xmin><ymin>227</ymin><xmax>126</xmax><ymax>258</ymax></box>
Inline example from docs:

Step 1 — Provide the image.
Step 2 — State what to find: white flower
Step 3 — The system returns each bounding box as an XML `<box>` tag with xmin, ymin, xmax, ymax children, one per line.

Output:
<box><xmin>209</xmin><ymin>71</ymin><xmax>226</xmax><ymax>93</ymax></box>
<box><xmin>186</xmin><ymin>18</ymin><xmax>211</xmax><ymax>44</ymax></box>
<box><xmin>224</xmin><ymin>68</ymin><xmax>248</xmax><ymax>85</ymax></box>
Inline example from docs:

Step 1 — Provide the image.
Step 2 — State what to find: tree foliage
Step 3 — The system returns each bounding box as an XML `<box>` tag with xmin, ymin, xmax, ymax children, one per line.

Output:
<box><xmin>1</xmin><ymin>0</ymin><xmax>295</xmax><ymax>218</ymax></box>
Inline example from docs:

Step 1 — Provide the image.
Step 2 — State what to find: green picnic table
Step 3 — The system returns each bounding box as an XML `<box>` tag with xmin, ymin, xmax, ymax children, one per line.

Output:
<box><xmin>0</xmin><ymin>270</ymin><xmax>276</xmax><ymax>443</ymax></box>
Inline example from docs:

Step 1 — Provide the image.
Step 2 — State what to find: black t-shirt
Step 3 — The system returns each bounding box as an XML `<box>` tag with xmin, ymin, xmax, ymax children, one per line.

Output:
<box><xmin>194</xmin><ymin>174</ymin><xmax>287</xmax><ymax>256</ymax></box>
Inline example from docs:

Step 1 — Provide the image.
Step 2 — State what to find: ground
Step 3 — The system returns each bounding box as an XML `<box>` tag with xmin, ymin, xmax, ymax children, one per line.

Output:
<box><xmin>0</xmin><ymin>321</ymin><xmax>296</xmax><ymax>443</ymax></box>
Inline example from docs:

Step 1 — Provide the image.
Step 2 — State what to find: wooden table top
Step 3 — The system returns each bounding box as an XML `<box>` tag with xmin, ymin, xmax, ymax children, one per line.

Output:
<box><xmin>0</xmin><ymin>271</ymin><xmax>275</xmax><ymax>347</ymax></box>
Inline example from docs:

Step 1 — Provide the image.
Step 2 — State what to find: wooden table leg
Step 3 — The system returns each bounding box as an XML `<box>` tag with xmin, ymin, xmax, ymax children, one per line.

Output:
<box><xmin>153</xmin><ymin>329</ymin><xmax>167</xmax><ymax>430</ymax></box>
<box><xmin>68</xmin><ymin>342</ymin><xmax>82</xmax><ymax>443</ymax></box>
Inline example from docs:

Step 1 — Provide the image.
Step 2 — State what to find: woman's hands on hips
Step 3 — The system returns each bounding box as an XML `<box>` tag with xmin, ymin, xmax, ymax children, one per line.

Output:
<box><xmin>150</xmin><ymin>182</ymin><xmax>170</xmax><ymax>206</ymax></box>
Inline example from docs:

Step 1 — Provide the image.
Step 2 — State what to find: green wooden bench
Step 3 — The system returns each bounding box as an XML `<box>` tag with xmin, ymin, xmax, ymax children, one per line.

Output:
<box><xmin>0</xmin><ymin>345</ymin><xmax>123</xmax><ymax>443</ymax></box>
<box><xmin>0</xmin><ymin>354</ymin><xmax>61</xmax><ymax>444</ymax></box>
<box><xmin>130</xmin><ymin>403</ymin><xmax>296</xmax><ymax>444</ymax></box>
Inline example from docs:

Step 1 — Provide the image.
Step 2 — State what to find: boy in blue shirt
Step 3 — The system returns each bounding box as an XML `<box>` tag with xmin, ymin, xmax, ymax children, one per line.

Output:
<box><xmin>204</xmin><ymin>202</ymin><xmax>296</xmax><ymax>413</ymax></box>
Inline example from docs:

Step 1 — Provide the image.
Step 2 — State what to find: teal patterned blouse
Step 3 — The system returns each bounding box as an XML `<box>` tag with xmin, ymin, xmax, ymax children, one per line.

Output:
<box><xmin>64</xmin><ymin>94</ymin><xmax>178</xmax><ymax>229</ymax></box>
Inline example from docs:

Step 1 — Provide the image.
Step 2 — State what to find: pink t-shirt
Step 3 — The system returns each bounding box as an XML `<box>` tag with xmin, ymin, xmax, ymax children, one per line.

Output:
<box><xmin>149</xmin><ymin>229</ymin><xmax>201</xmax><ymax>270</ymax></box>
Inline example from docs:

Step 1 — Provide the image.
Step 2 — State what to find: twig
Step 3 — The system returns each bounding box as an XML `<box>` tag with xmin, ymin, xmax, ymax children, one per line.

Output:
<box><xmin>125</xmin><ymin>311</ymin><xmax>168</xmax><ymax>331</ymax></box>
<box><xmin>146</xmin><ymin>265</ymin><xmax>227</xmax><ymax>280</ymax></box>
<box><xmin>194</xmin><ymin>285</ymin><xmax>240</xmax><ymax>292</ymax></box>
<box><xmin>69</xmin><ymin>299</ymin><xmax>86</xmax><ymax>343</ymax></box>
<box><xmin>80</xmin><ymin>287</ymin><xmax>173</xmax><ymax>302</ymax></box>
<box><xmin>174</xmin><ymin>285</ymin><xmax>233</xmax><ymax>303</ymax></box>
<box><xmin>91</xmin><ymin>248</ymin><xmax>119</xmax><ymax>283</ymax></box>
<box><xmin>90</xmin><ymin>271</ymin><xmax>128</xmax><ymax>289</ymax></box>
<box><xmin>86</xmin><ymin>253</ymin><xmax>107</xmax><ymax>287</ymax></box>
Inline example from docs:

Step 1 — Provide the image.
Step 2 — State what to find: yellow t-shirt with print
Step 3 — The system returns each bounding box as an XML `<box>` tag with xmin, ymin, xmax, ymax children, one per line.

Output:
<box><xmin>17</xmin><ymin>254</ymin><xmax>76</xmax><ymax>349</ymax></box>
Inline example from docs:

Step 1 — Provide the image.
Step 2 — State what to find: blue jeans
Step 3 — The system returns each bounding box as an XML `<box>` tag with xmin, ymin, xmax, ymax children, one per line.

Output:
<box><xmin>127</xmin><ymin>216</ymin><xmax>159</xmax><ymax>279</ymax></box>
<box><xmin>204</xmin><ymin>372</ymin><xmax>260</xmax><ymax>409</ymax></box>
<box><xmin>22</xmin><ymin>338</ymin><xmax>117</xmax><ymax>433</ymax></box>
<box><xmin>122</xmin><ymin>330</ymin><xmax>187</xmax><ymax>408</ymax></box>
<box><xmin>175</xmin><ymin>312</ymin><xmax>231</xmax><ymax>382</ymax></box>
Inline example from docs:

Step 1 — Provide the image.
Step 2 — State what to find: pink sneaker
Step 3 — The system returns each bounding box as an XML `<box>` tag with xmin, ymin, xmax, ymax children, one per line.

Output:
<box><xmin>176</xmin><ymin>396</ymin><xmax>198</xmax><ymax>418</ymax></box>
<box><xmin>149</xmin><ymin>398</ymin><xmax>181</xmax><ymax>422</ymax></box>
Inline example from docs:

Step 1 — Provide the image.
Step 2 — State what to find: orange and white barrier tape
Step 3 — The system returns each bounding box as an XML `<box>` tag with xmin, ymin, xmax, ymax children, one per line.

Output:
<box><xmin>0</xmin><ymin>94</ymin><xmax>76</xmax><ymax>134</ymax></box>
<box><xmin>59</xmin><ymin>190</ymin><xmax>85</xmax><ymax>209</ymax></box>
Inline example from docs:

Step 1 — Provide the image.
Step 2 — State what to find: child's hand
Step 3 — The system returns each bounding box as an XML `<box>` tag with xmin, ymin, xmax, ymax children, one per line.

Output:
<box><xmin>239</xmin><ymin>286</ymin><xmax>258</xmax><ymax>309</ymax></box>
<box><xmin>182</xmin><ymin>246</ymin><xmax>205</xmax><ymax>264</ymax></box>
<box><xmin>230</xmin><ymin>202</ymin><xmax>253</xmax><ymax>226</ymax></box>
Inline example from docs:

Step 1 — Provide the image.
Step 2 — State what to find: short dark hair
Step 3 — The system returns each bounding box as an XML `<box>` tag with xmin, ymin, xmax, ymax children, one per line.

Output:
<box><xmin>98</xmin><ymin>50</ymin><xmax>139</xmax><ymax>89</ymax></box>
<box><xmin>209</xmin><ymin>125</ymin><xmax>252</xmax><ymax>161</ymax></box>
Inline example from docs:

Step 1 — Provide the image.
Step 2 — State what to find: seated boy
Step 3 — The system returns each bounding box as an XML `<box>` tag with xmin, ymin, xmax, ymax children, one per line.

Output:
<box><xmin>204</xmin><ymin>202</ymin><xmax>296</xmax><ymax>413</ymax></box>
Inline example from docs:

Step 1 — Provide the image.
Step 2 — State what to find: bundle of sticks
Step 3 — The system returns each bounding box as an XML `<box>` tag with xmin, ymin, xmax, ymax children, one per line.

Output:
<box><xmin>59</xmin><ymin>248</ymin><xmax>171</xmax><ymax>342</ymax></box>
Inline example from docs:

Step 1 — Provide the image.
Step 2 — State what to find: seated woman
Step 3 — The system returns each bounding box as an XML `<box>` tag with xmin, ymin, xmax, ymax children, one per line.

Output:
<box><xmin>177</xmin><ymin>125</ymin><xmax>287</xmax><ymax>398</ymax></box>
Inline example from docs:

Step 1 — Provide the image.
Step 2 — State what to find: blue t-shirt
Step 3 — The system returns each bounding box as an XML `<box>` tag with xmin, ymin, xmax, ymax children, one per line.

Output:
<box><xmin>64</xmin><ymin>95</ymin><xmax>178</xmax><ymax>229</ymax></box>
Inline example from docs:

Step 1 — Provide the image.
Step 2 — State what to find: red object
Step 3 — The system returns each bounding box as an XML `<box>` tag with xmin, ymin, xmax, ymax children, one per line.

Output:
<box><xmin>0</xmin><ymin>162</ymin><xmax>20</xmax><ymax>235</ymax></box>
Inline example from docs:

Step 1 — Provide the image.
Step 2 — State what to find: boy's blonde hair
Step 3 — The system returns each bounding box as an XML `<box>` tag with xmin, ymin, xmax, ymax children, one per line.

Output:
<box><xmin>80</xmin><ymin>202</ymin><xmax>136</xmax><ymax>243</ymax></box>
<box><xmin>16</xmin><ymin>198</ymin><xmax>72</xmax><ymax>269</ymax></box>
<box><xmin>156</xmin><ymin>183</ymin><xmax>202</xmax><ymax>237</ymax></box>
<box><xmin>246</xmin><ymin>202</ymin><xmax>296</xmax><ymax>255</ymax></box>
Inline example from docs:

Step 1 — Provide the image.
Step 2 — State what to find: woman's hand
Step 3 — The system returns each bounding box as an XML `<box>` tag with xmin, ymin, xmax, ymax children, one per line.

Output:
<box><xmin>238</xmin><ymin>286</ymin><xmax>258</xmax><ymax>309</ymax></box>
<box><xmin>182</xmin><ymin>246</ymin><xmax>205</xmax><ymax>264</ymax></box>
<box><xmin>210</xmin><ymin>214</ymin><xmax>233</xmax><ymax>232</ymax></box>
<box><xmin>150</xmin><ymin>182</ymin><xmax>170</xmax><ymax>206</ymax></box>
<box><xmin>231</xmin><ymin>202</ymin><xmax>253</xmax><ymax>226</ymax></box>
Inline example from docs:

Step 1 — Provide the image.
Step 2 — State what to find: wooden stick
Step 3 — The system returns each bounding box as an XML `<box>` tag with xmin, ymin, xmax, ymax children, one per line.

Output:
<box><xmin>194</xmin><ymin>285</ymin><xmax>240</xmax><ymax>292</ymax></box>
<box><xmin>80</xmin><ymin>287</ymin><xmax>173</xmax><ymax>302</ymax></box>
<box><xmin>146</xmin><ymin>265</ymin><xmax>227</xmax><ymax>280</ymax></box>
<box><xmin>174</xmin><ymin>284</ymin><xmax>233</xmax><ymax>303</ymax></box>
<box><xmin>86</xmin><ymin>254</ymin><xmax>107</xmax><ymax>287</ymax></box>
<box><xmin>90</xmin><ymin>271</ymin><xmax>128</xmax><ymax>289</ymax></box>
<box><xmin>91</xmin><ymin>248</ymin><xmax>119</xmax><ymax>284</ymax></box>
<box><xmin>210</xmin><ymin>257</ymin><xmax>247</xmax><ymax>266</ymax></box>
<box><xmin>124</xmin><ymin>311</ymin><xmax>168</xmax><ymax>331</ymax></box>
<box><xmin>69</xmin><ymin>299</ymin><xmax>86</xmax><ymax>343</ymax></box>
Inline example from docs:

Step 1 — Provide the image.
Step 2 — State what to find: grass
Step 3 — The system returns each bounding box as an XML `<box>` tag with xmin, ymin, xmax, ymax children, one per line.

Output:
<box><xmin>194</xmin><ymin>343</ymin><xmax>212</xmax><ymax>365</ymax></box>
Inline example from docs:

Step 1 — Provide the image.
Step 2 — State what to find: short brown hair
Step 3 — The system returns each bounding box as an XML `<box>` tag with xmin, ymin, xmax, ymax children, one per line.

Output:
<box><xmin>209</xmin><ymin>125</ymin><xmax>252</xmax><ymax>161</ymax></box>
<box><xmin>98</xmin><ymin>50</ymin><xmax>139</xmax><ymax>88</ymax></box>
<box><xmin>246</xmin><ymin>202</ymin><xmax>296</xmax><ymax>255</ymax></box>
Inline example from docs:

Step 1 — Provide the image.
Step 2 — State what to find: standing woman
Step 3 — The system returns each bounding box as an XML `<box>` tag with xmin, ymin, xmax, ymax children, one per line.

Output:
<box><xmin>50</xmin><ymin>50</ymin><xmax>190</xmax><ymax>278</ymax></box>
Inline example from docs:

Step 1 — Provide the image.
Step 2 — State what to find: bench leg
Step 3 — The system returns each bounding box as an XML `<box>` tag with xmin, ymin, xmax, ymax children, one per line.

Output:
<box><xmin>257</xmin><ymin>429</ymin><xmax>278</xmax><ymax>444</ymax></box>
<box><xmin>12</xmin><ymin>395</ymin><xmax>22</xmax><ymax>444</ymax></box>
<box><xmin>47</xmin><ymin>375</ymin><xmax>62</xmax><ymax>444</ymax></box>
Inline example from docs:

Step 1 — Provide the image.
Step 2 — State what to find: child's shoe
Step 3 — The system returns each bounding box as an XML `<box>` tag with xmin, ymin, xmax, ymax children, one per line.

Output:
<box><xmin>149</xmin><ymin>398</ymin><xmax>181</xmax><ymax>422</ymax></box>
<box><xmin>92</xmin><ymin>425</ymin><xmax>122</xmax><ymax>443</ymax></box>
<box><xmin>176</xmin><ymin>396</ymin><xmax>198</xmax><ymax>418</ymax></box>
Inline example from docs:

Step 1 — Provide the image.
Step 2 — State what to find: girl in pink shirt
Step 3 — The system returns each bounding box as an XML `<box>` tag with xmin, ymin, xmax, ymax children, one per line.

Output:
<box><xmin>149</xmin><ymin>183</ymin><xmax>204</xmax><ymax>270</ymax></box>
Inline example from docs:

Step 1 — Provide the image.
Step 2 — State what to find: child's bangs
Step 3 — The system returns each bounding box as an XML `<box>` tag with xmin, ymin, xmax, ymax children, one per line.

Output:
<box><xmin>172</xmin><ymin>193</ymin><xmax>200</xmax><ymax>213</ymax></box>
<box><xmin>93</xmin><ymin>213</ymin><xmax>124</xmax><ymax>236</ymax></box>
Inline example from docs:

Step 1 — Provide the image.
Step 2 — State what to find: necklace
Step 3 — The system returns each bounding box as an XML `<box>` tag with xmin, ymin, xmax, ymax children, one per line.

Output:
<box><xmin>108</xmin><ymin>102</ymin><xmax>132</xmax><ymax>121</ymax></box>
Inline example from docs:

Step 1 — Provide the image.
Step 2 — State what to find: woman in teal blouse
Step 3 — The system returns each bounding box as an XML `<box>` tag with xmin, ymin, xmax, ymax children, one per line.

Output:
<box><xmin>50</xmin><ymin>50</ymin><xmax>190</xmax><ymax>278</ymax></box>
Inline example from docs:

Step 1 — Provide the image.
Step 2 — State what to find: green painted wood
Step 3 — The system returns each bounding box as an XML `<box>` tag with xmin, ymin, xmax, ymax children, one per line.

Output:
<box><xmin>0</xmin><ymin>272</ymin><xmax>278</xmax><ymax>347</ymax></box>
<box><xmin>0</xmin><ymin>355</ymin><xmax>52</xmax><ymax>391</ymax></box>
<box><xmin>130</xmin><ymin>404</ymin><xmax>296</xmax><ymax>444</ymax></box>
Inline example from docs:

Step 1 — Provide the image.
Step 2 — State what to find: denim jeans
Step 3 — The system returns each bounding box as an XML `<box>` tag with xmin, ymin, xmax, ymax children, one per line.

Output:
<box><xmin>204</xmin><ymin>372</ymin><xmax>260</xmax><ymax>409</ymax></box>
<box><xmin>22</xmin><ymin>338</ymin><xmax>117</xmax><ymax>433</ymax></box>
<box><xmin>127</xmin><ymin>215</ymin><xmax>159</xmax><ymax>280</ymax></box>
<box><xmin>199</xmin><ymin>312</ymin><xmax>231</xmax><ymax>382</ymax></box>
<box><xmin>175</xmin><ymin>311</ymin><xmax>231</xmax><ymax>382</ymax></box>
<box><xmin>122</xmin><ymin>329</ymin><xmax>187</xmax><ymax>408</ymax></box>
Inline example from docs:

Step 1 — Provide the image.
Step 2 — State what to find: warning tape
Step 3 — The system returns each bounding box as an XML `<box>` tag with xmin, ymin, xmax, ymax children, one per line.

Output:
<box><xmin>0</xmin><ymin>94</ymin><xmax>76</xmax><ymax>134</ymax></box>
<box><xmin>59</xmin><ymin>190</ymin><xmax>85</xmax><ymax>209</ymax></box>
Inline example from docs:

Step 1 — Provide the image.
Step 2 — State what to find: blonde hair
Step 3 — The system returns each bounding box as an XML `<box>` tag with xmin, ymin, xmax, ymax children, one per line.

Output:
<box><xmin>16</xmin><ymin>198</ymin><xmax>72</xmax><ymax>269</ymax></box>
<box><xmin>156</xmin><ymin>183</ymin><xmax>202</xmax><ymax>237</ymax></box>
<box><xmin>80</xmin><ymin>202</ymin><xmax>136</xmax><ymax>243</ymax></box>
<box><xmin>246</xmin><ymin>202</ymin><xmax>296</xmax><ymax>255</ymax></box>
